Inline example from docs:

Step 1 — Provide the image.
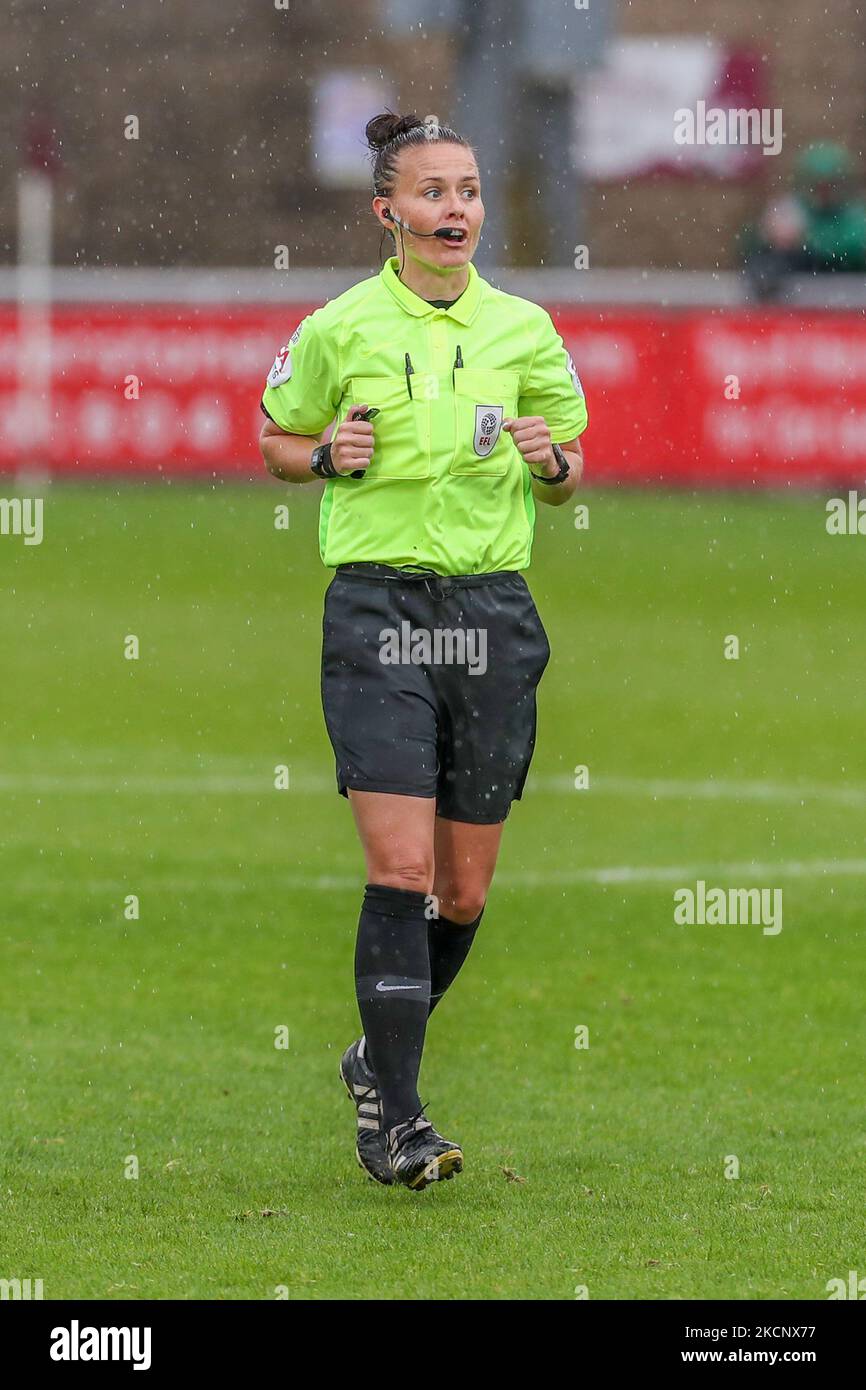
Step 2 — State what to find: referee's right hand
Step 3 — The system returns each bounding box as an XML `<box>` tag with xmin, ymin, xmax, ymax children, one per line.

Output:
<box><xmin>331</xmin><ymin>406</ymin><xmax>375</xmax><ymax>475</ymax></box>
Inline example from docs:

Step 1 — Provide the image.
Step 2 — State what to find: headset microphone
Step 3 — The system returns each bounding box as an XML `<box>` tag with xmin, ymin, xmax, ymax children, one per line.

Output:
<box><xmin>384</xmin><ymin>210</ymin><xmax>466</xmax><ymax>241</ymax></box>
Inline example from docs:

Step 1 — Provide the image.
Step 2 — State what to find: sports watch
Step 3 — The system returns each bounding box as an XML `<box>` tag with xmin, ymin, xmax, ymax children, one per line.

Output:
<box><xmin>311</xmin><ymin>407</ymin><xmax>380</xmax><ymax>480</ymax></box>
<box><xmin>310</xmin><ymin>442</ymin><xmax>339</xmax><ymax>478</ymax></box>
<box><xmin>529</xmin><ymin>442</ymin><xmax>570</xmax><ymax>485</ymax></box>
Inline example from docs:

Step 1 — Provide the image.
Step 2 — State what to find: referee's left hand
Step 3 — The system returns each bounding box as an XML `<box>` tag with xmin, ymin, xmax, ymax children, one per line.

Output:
<box><xmin>502</xmin><ymin>416</ymin><xmax>558</xmax><ymax>477</ymax></box>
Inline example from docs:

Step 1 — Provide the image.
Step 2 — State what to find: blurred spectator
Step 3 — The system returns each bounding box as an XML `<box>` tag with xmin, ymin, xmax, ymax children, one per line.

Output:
<box><xmin>739</xmin><ymin>142</ymin><xmax>866</xmax><ymax>299</ymax></box>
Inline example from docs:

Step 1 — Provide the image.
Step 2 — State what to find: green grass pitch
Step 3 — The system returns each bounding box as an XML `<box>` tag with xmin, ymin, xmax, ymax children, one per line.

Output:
<box><xmin>0</xmin><ymin>481</ymin><xmax>863</xmax><ymax>1300</ymax></box>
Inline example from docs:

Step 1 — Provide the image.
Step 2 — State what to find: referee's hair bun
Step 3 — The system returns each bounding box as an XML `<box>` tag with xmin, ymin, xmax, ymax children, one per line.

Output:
<box><xmin>365</xmin><ymin>111</ymin><xmax>424</xmax><ymax>151</ymax></box>
<box><xmin>367</xmin><ymin>109</ymin><xmax>472</xmax><ymax>203</ymax></box>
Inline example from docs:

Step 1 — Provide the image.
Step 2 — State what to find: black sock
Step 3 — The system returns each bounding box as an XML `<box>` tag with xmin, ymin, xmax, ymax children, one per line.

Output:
<box><xmin>427</xmin><ymin>906</ymin><xmax>484</xmax><ymax>1016</ymax></box>
<box><xmin>354</xmin><ymin>883</ymin><xmax>431</xmax><ymax>1133</ymax></box>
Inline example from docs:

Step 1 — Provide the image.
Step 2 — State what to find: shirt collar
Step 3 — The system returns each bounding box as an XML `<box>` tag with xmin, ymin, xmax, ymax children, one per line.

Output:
<box><xmin>380</xmin><ymin>256</ymin><xmax>481</xmax><ymax>325</ymax></box>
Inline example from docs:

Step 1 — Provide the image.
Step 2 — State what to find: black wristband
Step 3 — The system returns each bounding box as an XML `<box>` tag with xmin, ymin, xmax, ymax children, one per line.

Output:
<box><xmin>310</xmin><ymin>442</ymin><xmax>339</xmax><ymax>478</ymax></box>
<box><xmin>529</xmin><ymin>442</ymin><xmax>570</xmax><ymax>485</ymax></box>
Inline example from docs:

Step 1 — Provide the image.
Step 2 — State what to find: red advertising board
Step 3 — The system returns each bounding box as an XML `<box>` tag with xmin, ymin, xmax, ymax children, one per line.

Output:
<box><xmin>561</xmin><ymin>310</ymin><xmax>866</xmax><ymax>486</ymax></box>
<box><xmin>1</xmin><ymin>304</ymin><xmax>864</xmax><ymax>485</ymax></box>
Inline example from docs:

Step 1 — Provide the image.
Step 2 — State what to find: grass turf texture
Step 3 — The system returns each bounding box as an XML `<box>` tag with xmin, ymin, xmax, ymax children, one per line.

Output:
<box><xmin>0</xmin><ymin>482</ymin><xmax>863</xmax><ymax>1301</ymax></box>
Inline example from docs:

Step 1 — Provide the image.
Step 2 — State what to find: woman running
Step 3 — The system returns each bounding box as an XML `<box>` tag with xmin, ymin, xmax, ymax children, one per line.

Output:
<box><xmin>260</xmin><ymin>110</ymin><xmax>587</xmax><ymax>1191</ymax></box>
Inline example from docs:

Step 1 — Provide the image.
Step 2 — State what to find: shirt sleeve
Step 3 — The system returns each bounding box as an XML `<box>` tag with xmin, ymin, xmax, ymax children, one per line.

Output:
<box><xmin>518</xmin><ymin>309</ymin><xmax>588</xmax><ymax>442</ymax></box>
<box><xmin>260</xmin><ymin>313</ymin><xmax>343</xmax><ymax>436</ymax></box>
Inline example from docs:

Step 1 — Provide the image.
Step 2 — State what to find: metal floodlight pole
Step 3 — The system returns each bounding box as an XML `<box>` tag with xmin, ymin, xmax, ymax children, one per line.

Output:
<box><xmin>522</xmin><ymin>78</ymin><xmax>579</xmax><ymax>268</ymax></box>
<box><xmin>453</xmin><ymin>0</ymin><xmax>522</xmax><ymax>271</ymax></box>
<box><xmin>455</xmin><ymin>0</ymin><xmax>613</xmax><ymax>269</ymax></box>
<box><xmin>18</xmin><ymin>117</ymin><xmax>59</xmax><ymax>475</ymax></box>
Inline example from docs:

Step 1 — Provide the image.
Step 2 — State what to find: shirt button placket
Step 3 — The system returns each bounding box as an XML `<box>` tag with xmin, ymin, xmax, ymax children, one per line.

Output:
<box><xmin>430</xmin><ymin>316</ymin><xmax>448</xmax><ymax>365</ymax></box>
<box><xmin>428</xmin><ymin>316</ymin><xmax>451</xmax><ymax>467</ymax></box>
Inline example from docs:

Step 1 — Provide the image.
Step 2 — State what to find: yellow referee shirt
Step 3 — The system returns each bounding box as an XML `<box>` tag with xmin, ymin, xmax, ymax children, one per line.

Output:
<box><xmin>261</xmin><ymin>256</ymin><xmax>588</xmax><ymax>576</ymax></box>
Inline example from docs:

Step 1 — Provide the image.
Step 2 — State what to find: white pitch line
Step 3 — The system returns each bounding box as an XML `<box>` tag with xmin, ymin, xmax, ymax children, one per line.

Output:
<box><xmin>498</xmin><ymin>857</ymin><xmax>866</xmax><ymax>887</ymax></box>
<box><xmin>9</xmin><ymin>858</ymin><xmax>866</xmax><ymax>898</ymax></box>
<box><xmin>2</xmin><ymin>770</ymin><xmax>866</xmax><ymax>807</ymax></box>
<box><xmin>0</xmin><ymin>773</ymin><xmax>272</xmax><ymax>794</ymax></box>
<box><xmin>533</xmin><ymin>774</ymin><xmax>866</xmax><ymax>807</ymax></box>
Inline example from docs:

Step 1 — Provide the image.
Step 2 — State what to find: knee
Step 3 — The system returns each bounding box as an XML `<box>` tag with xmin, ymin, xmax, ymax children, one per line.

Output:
<box><xmin>437</xmin><ymin>891</ymin><xmax>486</xmax><ymax>927</ymax></box>
<box><xmin>368</xmin><ymin>860</ymin><xmax>435</xmax><ymax>896</ymax></box>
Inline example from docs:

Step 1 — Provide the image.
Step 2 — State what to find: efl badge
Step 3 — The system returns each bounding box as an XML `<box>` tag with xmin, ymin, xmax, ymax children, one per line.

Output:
<box><xmin>473</xmin><ymin>404</ymin><xmax>503</xmax><ymax>457</ymax></box>
<box><xmin>566</xmin><ymin>351</ymin><xmax>584</xmax><ymax>396</ymax></box>
<box><xmin>266</xmin><ymin>322</ymin><xmax>303</xmax><ymax>388</ymax></box>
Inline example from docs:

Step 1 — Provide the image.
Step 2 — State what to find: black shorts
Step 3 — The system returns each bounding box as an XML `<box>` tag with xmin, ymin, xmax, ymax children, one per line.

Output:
<box><xmin>320</xmin><ymin>562</ymin><xmax>551</xmax><ymax>824</ymax></box>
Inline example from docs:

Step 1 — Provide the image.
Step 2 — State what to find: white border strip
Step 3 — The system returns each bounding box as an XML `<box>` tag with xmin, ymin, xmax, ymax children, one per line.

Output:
<box><xmin>1</xmin><ymin>267</ymin><xmax>864</xmax><ymax>309</ymax></box>
<box><xmin>2</xmin><ymin>771</ymin><xmax>866</xmax><ymax>807</ymax></box>
<box><xmin>8</xmin><ymin>859</ymin><xmax>866</xmax><ymax>895</ymax></box>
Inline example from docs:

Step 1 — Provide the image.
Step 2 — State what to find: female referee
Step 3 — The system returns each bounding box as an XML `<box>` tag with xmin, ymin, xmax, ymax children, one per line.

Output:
<box><xmin>259</xmin><ymin>110</ymin><xmax>587</xmax><ymax>1191</ymax></box>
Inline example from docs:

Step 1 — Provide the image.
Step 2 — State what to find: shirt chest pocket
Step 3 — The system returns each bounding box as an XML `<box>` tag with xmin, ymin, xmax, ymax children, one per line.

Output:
<box><xmin>450</xmin><ymin>368</ymin><xmax>521</xmax><ymax>476</ymax></box>
<box><xmin>347</xmin><ymin>375</ymin><xmax>431</xmax><ymax>479</ymax></box>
